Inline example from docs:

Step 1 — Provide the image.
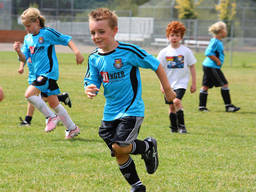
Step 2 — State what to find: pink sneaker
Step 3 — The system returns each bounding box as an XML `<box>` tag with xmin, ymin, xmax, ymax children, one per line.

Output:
<box><xmin>65</xmin><ymin>126</ymin><xmax>80</xmax><ymax>139</ymax></box>
<box><xmin>45</xmin><ymin>116</ymin><xmax>59</xmax><ymax>132</ymax></box>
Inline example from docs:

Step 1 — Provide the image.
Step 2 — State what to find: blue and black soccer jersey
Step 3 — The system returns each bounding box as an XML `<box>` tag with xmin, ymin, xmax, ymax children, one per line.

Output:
<box><xmin>26</xmin><ymin>57</ymin><xmax>36</xmax><ymax>85</ymax></box>
<box><xmin>21</xmin><ymin>27</ymin><xmax>72</xmax><ymax>80</ymax></box>
<box><xmin>84</xmin><ymin>41</ymin><xmax>160</xmax><ymax>121</ymax></box>
<box><xmin>203</xmin><ymin>38</ymin><xmax>224</xmax><ymax>69</ymax></box>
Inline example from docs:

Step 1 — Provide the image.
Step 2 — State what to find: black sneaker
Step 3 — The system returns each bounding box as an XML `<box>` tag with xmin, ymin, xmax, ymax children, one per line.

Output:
<box><xmin>178</xmin><ymin>128</ymin><xmax>187</xmax><ymax>134</ymax></box>
<box><xmin>226</xmin><ymin>104</ymin><xmax>240</xmax><ymax>112</ymax></box>
<box><xmin>199</xmin><ymin>107</ymin><xmax>209</xmax><ymax>112</ymax></box>
<box><xmin>141</xmin><ymin>137</ymin><xmax>158</xmax><ymax>174</ymax></box>
<box><xmin>131</xmin><ymin>184</ymin><xmax>146</xmax><ymax>192</ymax></box>
<box><xmin>170</xmin><ymin>127</ymin><xmax>178</xmax><ymax>133</ymax></box>
<box><xmin>62</xmin><ymin>92</ymin><xmax>72</xmax><ymax>108</ymax></box>
<box><xmin>19</xmin><ymin>117</ymin><xmax>30</xmax><ymax>126</ymax></box>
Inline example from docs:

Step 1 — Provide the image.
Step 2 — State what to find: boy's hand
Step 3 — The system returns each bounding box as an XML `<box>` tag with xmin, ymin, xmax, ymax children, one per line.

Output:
<box><xmin>216</xmin><ymin>60</ymin><xmax>221</xmax><ymax>66</ymax></box>
<box><xmin>85</xmin><ymin>84</ymin><xmax>99</xmax><ymax>99</ymax></box>
<box><xmin>75</xmin><ymin>52</ymin><xmax>84</xmax><ymax>64</ymax></box>
<box><xmin>13</xmin><ymin>41</ymin><xmax>21</xmax><ymax>53</ymax></box>
<box><xmin>165</xmin><ymin>88</ymin><xmax>176</xmax><ymax>102</ymax></box>
<box><xmin>190</xmin><ymin>84</ymin><xmax>196</xmax><ymax>93</ymax></box>
<box><xmin>18</xmin><ymin>67</ymin><xmax>24</xmax><ymax>74</ymax></box>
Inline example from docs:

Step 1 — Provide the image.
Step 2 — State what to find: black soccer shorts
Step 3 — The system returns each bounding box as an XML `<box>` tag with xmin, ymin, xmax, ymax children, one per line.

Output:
<box><xmin>164</xmin><ymin>88</ymin><xmax>186</xmax><ymax>104</ymax></box>
<box><xmin>99</xmin><ymin>116</ymin><xmax>144</xmax><ymax>151</ymax></box>
<box><xmin>202</xmin><ymin>66</ymin><xmax>228</xmax><ymax>88</ymax></box>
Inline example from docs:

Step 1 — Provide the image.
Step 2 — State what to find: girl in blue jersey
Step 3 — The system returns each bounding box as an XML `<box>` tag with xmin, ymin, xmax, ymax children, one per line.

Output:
<box><xmin>13</xmin><ymin>8</ymin><xmax>84</xmax><ymax>139</ymax></box>
<box><xmin>199</xmin><ymin>21</ymin><xmax>240</xmax><ymax>112</ymax></box>
<box><xmin>84</xmin><ymin>8</ymin><xmax>176</xmax><ymax>192</ymax></box>
<box><xmin>18</xmin><ymin>59</ymin><xmax>72</xmax><ymax>126</ymax></box>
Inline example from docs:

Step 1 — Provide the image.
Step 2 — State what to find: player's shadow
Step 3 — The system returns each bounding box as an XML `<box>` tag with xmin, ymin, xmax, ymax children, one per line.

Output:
<box><xmin>53</xmin><ymin>138</ymin><xmax>102</xmax><ymax>143</ymax></box>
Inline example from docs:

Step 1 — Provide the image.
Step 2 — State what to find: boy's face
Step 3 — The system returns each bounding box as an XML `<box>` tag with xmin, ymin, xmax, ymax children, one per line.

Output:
<box><xmin>23</xmin><ymin>20</ymin><xmax>40</xmax><ymax>35</ymax></box>
<box><xmin>168</xmin><ymin>33</ymin><xmax>182</xmax><ymax>47</ymax></box>
<box><xmin>89</xmin><ymin>19</ymin><xmax>118</xmax><ymax>52</ymax></box>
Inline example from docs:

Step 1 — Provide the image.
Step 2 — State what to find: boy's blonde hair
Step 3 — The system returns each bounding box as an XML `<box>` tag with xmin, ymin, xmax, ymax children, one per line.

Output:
<box><xmin>88</xmin><ymin>8</ymin><xmax>118</xmax><ymax>29</ymax></box>
<box><xmin>208</xmin><ymin>21</ymin><xmax>227</xmax><ymax>35</ymax></box>
<box><xmin>21</xmin><ymin>7</ymin><xmax>45</xmax><ymax>28</ymax></box>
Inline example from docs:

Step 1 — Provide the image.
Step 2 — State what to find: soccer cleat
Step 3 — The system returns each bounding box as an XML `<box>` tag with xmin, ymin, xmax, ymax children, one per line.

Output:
<box><xmin>170</xmin><ymin>126</ymin><xmax>178</xmax><ymax>133</ymax></box>
<box><xmin>141</xmin><ymin>137</ymin><xmax>159</xmax><ymax>174</ymax></box>
<box><xmin>65</xmin><ymin>126</ymin><xmax>80</xmax><ymax>139</ymax></box>
<box><xmin>131</xmin><ymin>184</ymin><xmax>146</xmax><ymax>192</ymax></box>
<box><xmin>178</xmin><ymin>128</ymin><xmax>187</xmax><ymax>134</ymax></box>
<box><xmin>62</xmin><ymin>92</ymin><xmax>72</xmax><ymax>108</ymax></box>
<box><xmin>226</xmin><ymin>104</ymin><xmax>240</xmax><ymax>112</ymax></box>
<box><xmin>19</xmin><ymin>117</ymin><xmax>31</xmax><ymax>126</ymax></box>
<box><xmin>45</xmin><ymin>115</ymin><xmax>59</xmax><ymax>132</ymax></box>
<box><xmin>199</xmin><ymin>107</ymin><xmax>209</xmax><ymax>112</ymax></box>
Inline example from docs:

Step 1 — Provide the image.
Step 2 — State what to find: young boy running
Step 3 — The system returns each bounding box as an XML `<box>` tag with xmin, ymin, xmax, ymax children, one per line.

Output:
<box><xmin>13</xmin><ymin>8</ymin><xmax>84</xmax><ymax>139</ymax></box>
<box><xmin>84</xmin><ymin>8</ymin><xmax>176</xmax><ymax>192</ymax></box>
<box><xmin>157</xmin><ymin>21</ymin><xmax>197</xmax><ymax>134</ymax></box>
<box><xmin>198</xmin><ymin>21</ymin><xmax>240</xmax><ymax>112</ymax></box>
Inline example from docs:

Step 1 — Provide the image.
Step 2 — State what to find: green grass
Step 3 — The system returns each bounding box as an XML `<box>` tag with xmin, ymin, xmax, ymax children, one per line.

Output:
<box><xmin>0</xmin><ymin>51</ymin><xmax>256</xmax><ymax>192</ymax></box>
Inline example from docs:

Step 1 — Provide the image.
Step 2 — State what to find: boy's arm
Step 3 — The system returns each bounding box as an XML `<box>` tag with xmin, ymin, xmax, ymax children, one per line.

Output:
<box><xmin>208</xmin><ymin>55</ymin><xmax>221</xmax><ymax>66</ymax></box>
<box><xmin>156</xmin><ymin>64</ymin><xmax>176</xmax><ymax>102</ymax></box>
<box><xmin>13</xmin><ymin>41</ymin><xmax>26</xmax><ymax>63</ymax></box>
<box><xmin>18</xmin><ymin>61</ymin><xmax>25</xmax><ymax>74</ymax></box>
<box><xmin>189</xmin><ymin>64</ymin><xmax>196</xmax><ymax>93</ymax></box>
<box><xmin>68</xmin><ymin>40</ymin><xmax>84</xmax><ymax>64</ymax></box>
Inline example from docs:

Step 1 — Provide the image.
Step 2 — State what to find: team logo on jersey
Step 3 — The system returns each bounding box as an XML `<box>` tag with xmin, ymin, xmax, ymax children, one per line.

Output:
<box><xmin>100</xmin><ymin>72</ymin><xmax>109</xmax><ymax>83</ymax></box>
<box><xmin>29</xmin><ymin>46</ymin><xmax>35</xmax><ymax>54</ymax></box>
<box><xmin>38</xmin><ymin>37</ymin><xmax>44</xmax><ymax>44</ymax></box>
<box><xmin>114</xmin><ymin>59</ymin><xmax>123</xmax><ymax>69</ymax></box>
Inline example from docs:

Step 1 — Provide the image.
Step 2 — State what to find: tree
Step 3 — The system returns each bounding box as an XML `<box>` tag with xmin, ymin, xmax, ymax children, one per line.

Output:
<box><xmin>216</xmin><ymin>0</ymin><xmax>237</xmax><ymax>36</ymax></box>
<box><xmin>175</xmin><ymin>0</ymin><xmax>202</xmax><ymax>19</ymax></box>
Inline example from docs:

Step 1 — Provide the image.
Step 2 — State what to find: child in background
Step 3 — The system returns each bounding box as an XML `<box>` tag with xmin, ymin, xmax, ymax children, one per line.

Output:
<box><xmin>84</xmin><ymin>8</ymin><xmax>176</xmax><ymax>192</ymax></box>
<box><xmin>157</xmin><ymin>21</ymin><xmax>197</xmax><ymax>134</ymax></box>
<box><xmin>198</xmin><ymin>21</ymin><xmax>240</xmax><ymax>112</ymax></box>
<box><xmin>13</xmin><ymin>8</ymin><xmax>84</xmax><ymax>139</ymax></box>
<box><xmin>18</xmin><ymin>60</ymin><xmax>72</xmax><ymax>126</ymax></box>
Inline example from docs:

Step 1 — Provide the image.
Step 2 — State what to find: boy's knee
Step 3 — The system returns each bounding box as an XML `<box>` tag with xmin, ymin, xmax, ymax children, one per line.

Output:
<box><xmin>173</xmin><ymin>98</ymin><xmax>182</xmax><ymax>108</ymax></box>
<box><xmin>111</xmin><ymin>143</ymin><xmax>129</xmax><ymax>157</ymax></box>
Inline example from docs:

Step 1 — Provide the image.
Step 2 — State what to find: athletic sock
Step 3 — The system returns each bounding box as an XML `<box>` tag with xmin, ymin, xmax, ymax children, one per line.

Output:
<box><xmin>119</xmin><ymin>156</ymin><xmax>142</xmax><ymax>186</ymax></box>
<box><xmin>25</xmin><ymin>116</ymin><xmax>32</xmax><ymax>124</ymax></box>
<box><xmin>130</xmin><ymin>139</ymin><xmax>151</xmax><ymax>155</ymax></box>
<box><xmin>199</xmin><ymin>89</ymin><xmax>208</xmax><ymax>108</ymax></box>
<box><xmin>54</xmin><ymin>104</ymin><xmax>76</xmax><ymax>130</ymax></box>
<box><xmin>57</xmin><ymin>94</ymin><xmax>65</xmax><ymax>103</ymax></box>
<box><xmin>176</xmin><ymin>109</ymin><xmax>185</xmax><ymax>128</ymax></box>
<box><xmin>27</xmin><ymin>95</ymin><xmax>55</xmax><ymax>118</ymax></box>
<box><xmin>221</xmin><ymin>87</ymin><xmax>231</xmax><ymax>105</ymax></box>
<box><xmin>169</xmin><ymin>112</ymin><xmax>177</xmax><ymax>130</ymax></box>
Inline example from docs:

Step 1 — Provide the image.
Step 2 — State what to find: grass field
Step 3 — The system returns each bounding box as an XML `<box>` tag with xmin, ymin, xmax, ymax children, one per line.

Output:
<box><xmin>0</xmin><ymin>51</ymin><xmax>256</xmax><ymax>192</ymax></box>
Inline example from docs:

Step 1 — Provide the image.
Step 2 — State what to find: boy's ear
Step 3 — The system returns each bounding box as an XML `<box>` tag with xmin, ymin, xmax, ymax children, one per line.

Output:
<box><xmin>113</xmin><ymin>26</ymin><xmax>118</xmax><ymax>35</ymax></box>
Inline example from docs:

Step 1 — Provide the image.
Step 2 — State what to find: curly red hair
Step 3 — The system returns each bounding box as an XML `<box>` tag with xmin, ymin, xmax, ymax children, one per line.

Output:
<box><xmin>166</xmin><ymin>21</ymin><xmax>186</xmax><ymax>38</ymax></box>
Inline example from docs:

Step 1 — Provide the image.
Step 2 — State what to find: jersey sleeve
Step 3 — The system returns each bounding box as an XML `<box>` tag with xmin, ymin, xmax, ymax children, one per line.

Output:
<box><xmin>205</xmin><ymin>39</ymin><xmax>218</xmax><ymax>57</ymax></box>
<box><xmin>186</xmin><ymin>48</ymin><xmax>197</xmax><ymax>66</ymax></box>
<box><xmin>45</xmin><ymin>27</ymin><xmax>72</xmax><ymax>46</ymax></box>
<box><xmin>157</xmin><ymin>49</ymin><xmax>166</xmax><ymax>68</ymax></box>
<box><xmin>84</xmin><ymin>56</ymin><xmax>102</xmax><ymax>89</ymax></box>
<box><xmin>21</xmin><ymin>36</ymin><xmax>30</xmax><ymax>60</ymax></box>
<box><xmin>129</xmin><ymin>46</ymin><xmax>160</xmax><ymax>71</ymax></box>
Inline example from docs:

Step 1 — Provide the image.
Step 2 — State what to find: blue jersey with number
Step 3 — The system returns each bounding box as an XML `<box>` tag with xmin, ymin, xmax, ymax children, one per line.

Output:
<box><xmin>84</xmin><ymin>42</ymin><xmax>160</xmax><ymax>121</ymax></box>
<box><xmin>21</xmin><ymin>27</ymin><xmax>72</xmax><ymax>80</ymax></box>
<box><xmin>203</xmin><ymin>38</ymin><xmax>224</xmax><ymax>69</ymax></box>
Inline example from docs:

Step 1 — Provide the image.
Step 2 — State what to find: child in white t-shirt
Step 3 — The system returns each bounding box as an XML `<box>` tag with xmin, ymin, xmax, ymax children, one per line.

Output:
<box><xmin>157</xmin><ymin>21</ymin><xmax>197</xmax><ymax>133</ymax></box>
